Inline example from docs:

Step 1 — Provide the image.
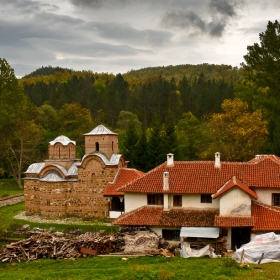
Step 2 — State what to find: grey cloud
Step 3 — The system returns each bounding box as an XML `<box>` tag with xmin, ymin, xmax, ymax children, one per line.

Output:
<box><xmin>70</xmin><ymin>0</ymin><xmax>129</xmax><ymax>9</ymax></box>
<box><xmin>161</xmin><ymin>0</ymin><xmax>240</xmax><ymax>38</ymax></box>
<box><xmin>88</xmin><ymin>22</ymin><xmax>173</xmax><ymax>48</ymax></box>
<box><xmin>2</xmin><ymin>0</ymin><xmax>58</xmax><ymax>13</ymax></box>
<box><xmin>209</xmin><ymin>0</ymin><xmax>237</xmax><ymax>17</ymax></box>
<box><xmin>162</xmin><ymin>10</ymin><xmax>206</xmax><ymax>33</ymax></box>
<box><xmin>208</xmin><ymin>20</ymin><xmax>226</xmax><ymax>37</ymax></box>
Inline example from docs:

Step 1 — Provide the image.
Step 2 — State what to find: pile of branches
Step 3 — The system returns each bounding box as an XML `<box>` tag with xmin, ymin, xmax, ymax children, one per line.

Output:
<box><xmin>0</xmin><ymin>231</ymin><xmax>125</xmax><ymax>263</ymax></box>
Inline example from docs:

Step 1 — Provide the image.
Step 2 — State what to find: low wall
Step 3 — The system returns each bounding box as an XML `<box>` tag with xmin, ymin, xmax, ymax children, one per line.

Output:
<box><xmin>0</xmin><ymin>194</ymin><xmax>24</xmax><ymax>208</ymax></box>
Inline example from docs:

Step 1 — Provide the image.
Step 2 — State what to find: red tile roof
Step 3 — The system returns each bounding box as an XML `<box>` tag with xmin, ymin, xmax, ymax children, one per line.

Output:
<box><xmin>104</xmin><ymin>168</ymin><xmax>144</xmax><ymax>196</ymax></box>
<box><xmin>214</xmin><ymin>216</ymin><xmax>254</xmax><ymax>227</ymax></box>
<box><xmin>119</xmin><ymin>155</ymin><xmax>280</xmax><ymax>194</ymax></box>
<box><xmin>212</xmin><ymin>176</ymin><xmax>258</xmax><ymax>200</ymax></box>
<box><xmin>113</xmin><ymin>206</ymin><xmax>218</xmax><ymax>227</ymax></box>
<box><xmin>252</xmin><ymin>202</ymin><xmax>280</xmax><ymax>231</ymax></box>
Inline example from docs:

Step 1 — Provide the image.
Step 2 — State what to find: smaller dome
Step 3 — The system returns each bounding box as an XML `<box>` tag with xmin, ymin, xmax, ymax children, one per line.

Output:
<box><xmin>49</xmin><ymin>135</ymin><xmax>76</xmax><ymax>146</ymax></box>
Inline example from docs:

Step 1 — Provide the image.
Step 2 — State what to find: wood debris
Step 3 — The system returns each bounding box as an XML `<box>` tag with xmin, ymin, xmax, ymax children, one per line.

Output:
<box><xmin>0</xmin><ymin>231</ymin><xmax>125</xmax><ymax>263</ymax></box>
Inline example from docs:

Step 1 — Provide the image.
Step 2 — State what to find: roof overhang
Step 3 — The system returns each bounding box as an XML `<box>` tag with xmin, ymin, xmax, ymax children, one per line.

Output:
<box><xmin>180</xmin><ymin>227</ymin><xmax>219</xmax><ymax>238</ymax></box>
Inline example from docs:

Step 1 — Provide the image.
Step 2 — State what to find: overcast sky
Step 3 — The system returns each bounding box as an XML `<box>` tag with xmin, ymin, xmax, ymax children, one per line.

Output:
<box><xmin>1</xmin><ymin>0</ymin><xmax>279</xmax><ymax>77</ymax></box>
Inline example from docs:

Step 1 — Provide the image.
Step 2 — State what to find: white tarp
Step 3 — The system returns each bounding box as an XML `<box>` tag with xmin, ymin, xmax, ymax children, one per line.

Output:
<box><xmin>180</xmin><ymin>227</ymin><xmax>219</xmax><ymax>238</ymax></box>
<box><xmin>180</xmin><ymin>242</ymin><xmax>217</xmax><ymax>258</ymax></box>
<box><xmin>232</xmin><ymin>232</ymin><xmax>280</xmax><ymax>264</ymax></box>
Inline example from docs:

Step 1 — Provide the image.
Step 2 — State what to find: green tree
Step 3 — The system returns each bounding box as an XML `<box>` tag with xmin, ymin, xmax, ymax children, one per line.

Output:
<box><xmin>0</xmin><ymin>58</ymin><xmax>18</xmax><ymax>95</ymax></box>
<box><xmin>122</xmin><ymin>122</ymin><xmax>140</xmax><ymax>168</ymax></box>
<box><xmin>57</xmin><ymin>103</ymin><xmax>94</xmax><ymax>156</ymax></box>
<box><xmin>241</xmin><ymin>20</ymin><xmax>280</xmax><ymax>154</ymax></box>
<box><xmin>176</xmin><ymin>112</ymin><xmax>205</xmax><ymax>160</ymax></box>
<box><xmin>201</xmin><ymin>99</ymin><xmax>268</xmax><ymax>161</ymax></box>
<box><xmin>0</xmin><ymin>58</ymin><xmax>42</xmax><ymax>186</ymax></box>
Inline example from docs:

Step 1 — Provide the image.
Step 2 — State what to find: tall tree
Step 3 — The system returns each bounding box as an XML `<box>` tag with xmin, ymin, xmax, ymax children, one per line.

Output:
<box><xmin>0</xmin><ymin>58</ymin><xmax>43</xmax><ymax>185</ymax></box>
<box><xmin>241</xmin><ymin>20</ymin><xmax>280</xmax><ymax>154</ymax></box>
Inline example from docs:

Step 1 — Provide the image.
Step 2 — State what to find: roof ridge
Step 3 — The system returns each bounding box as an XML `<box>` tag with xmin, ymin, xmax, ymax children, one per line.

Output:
<box><xmin>253</xmin><ymin>201</ymin><xmax>280</xmax><ymax>213</ymax></box>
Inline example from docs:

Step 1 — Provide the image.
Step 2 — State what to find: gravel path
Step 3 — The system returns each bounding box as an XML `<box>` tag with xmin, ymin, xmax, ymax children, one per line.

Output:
<box><xmin>14</xmin><ymin>211</ymin><xmax>111</xmax><ymax>226</ymax></box>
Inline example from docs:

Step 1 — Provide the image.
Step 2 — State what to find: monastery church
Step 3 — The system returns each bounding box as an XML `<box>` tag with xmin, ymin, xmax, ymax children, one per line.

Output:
<box><xmin>24</xmin><ymin>124</ymin><xmax>143</xmax><ymax>219</ymax></box>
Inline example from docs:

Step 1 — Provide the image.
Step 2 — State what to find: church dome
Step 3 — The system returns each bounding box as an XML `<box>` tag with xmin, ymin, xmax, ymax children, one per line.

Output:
<box><xmin>49</xmin><ymin>135</ymin><xmax>76</xmax><ymax>146</ymax></box>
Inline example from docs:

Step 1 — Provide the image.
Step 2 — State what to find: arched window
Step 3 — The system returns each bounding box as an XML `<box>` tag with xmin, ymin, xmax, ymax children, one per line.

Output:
<box><xmin>95</xmin><ymin>142</ymin><xmax>99</xmax><ymax>151</ymax></box>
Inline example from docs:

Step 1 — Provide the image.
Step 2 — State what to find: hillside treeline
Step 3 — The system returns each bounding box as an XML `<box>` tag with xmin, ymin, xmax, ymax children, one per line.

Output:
<box><xmin>21</xmin><ymin>64</ymin><xmax>238</xmax><ymax>128</ymax></box>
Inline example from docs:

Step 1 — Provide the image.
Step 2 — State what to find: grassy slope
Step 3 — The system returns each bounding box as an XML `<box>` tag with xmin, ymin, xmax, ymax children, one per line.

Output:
<box><xmin>0</xmin><ymin>202</ymin><xmax>119</xmax><ymax>235</ymax></box>
<box><xmin>0</xmin><ymin>179</ymin><xmax>23</xmax><ymax>197</ymax></box>
<box><xmin>1</xmin><ymin>256</ymin><xmax>280</xmax><ymax>280</ymax></box>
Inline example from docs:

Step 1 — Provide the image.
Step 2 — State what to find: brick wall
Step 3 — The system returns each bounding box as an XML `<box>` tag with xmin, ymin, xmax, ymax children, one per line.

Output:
<box><xmin>24</xmin><ymin>156</ymin><xmax>119</xmax><ymax>219</ymax></box>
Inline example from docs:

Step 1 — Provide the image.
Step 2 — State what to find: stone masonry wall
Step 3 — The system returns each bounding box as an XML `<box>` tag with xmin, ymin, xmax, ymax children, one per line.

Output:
<box><xmin>24</xmin><ymin>156</ymin><xmax>119</xmax><ymax>219</ymax></box>
<box><xmin>0</xmin><ymin>194</ymin><xmax>24</xmax><ymax>208</ymax></box>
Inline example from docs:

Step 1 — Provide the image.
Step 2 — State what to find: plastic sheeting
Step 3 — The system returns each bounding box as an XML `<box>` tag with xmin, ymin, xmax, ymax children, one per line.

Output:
<box><xmin>180</xmin><ymin>242</ymin><xmax>217</xmax><ymax>258</ymax></box>
<box><xmin>232</xmin><ymin>232</ymin><xmax>280</xmax><ymax>264</ymax></box>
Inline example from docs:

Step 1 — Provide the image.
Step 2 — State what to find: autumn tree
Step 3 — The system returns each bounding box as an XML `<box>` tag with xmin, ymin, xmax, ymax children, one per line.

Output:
<box><xmin>202</xmin><ymin>98</ymin><xmax>268</xmax><ymax>161</ymax></box>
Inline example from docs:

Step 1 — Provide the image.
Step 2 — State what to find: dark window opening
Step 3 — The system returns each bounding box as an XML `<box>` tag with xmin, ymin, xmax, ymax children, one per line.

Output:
<box><xmin>95</xmin><ymin>142</ymin><xmax>99</xmax><ymax>151</ymax></box>
<box><xmin>173</xmin><ymin>195</ymin><xmax>182</xmax><ymax>207</ymax></box>
<box><xmin>162</xmin><ymin>229</ymin><xmax>180</xmax><ymax>241</ymax></box>
<box><xmin>112</xmin><ymin>141</ymin><xmax>114</xmax><ymax>151</ymax></box>
<box><xmin>201</xmin><ymin>194</ymin><xmax>212</xmax><ymax>203</ymax></box>
<box><xmin>69</xmin><ymin>148</ymin><xmax>70</xmax><ymax>158</ymax></box>
<box><xmin>47</xmin><ymin>200</ymin><xmax>50</xmax><ymax>206</ymax></box>
<box><xmin>148</xmin><ymin>194</ymin><xmax>163</xmax><ymax>205</ymax></box>
<box><xmin>58</xmin><ymin>147</ymin><xmax>60</xmax><ymax>159</ymax></box>
<box><xmin>111</xmin><ymin>197</ymin><xmax>124</xmax><ymax>212</ymax></box>
<box><xmin>272</xmin><ymin>193</ymin><xmax>280</xmax><ymax>206</ymax></box>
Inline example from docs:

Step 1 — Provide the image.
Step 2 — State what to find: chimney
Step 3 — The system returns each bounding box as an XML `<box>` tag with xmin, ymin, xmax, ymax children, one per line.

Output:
<box><xmin>214</xmin><ymin>152</ymin><xmax>221</xmax><ymax>168</ymax></box>
<box><xmin>167</xmin><ymin>153</ymin><xmax>174</xmax><ymax>167</ymax></box>
<box><xmin>163</xmin><ymin>172</ymin><xmax>169</xmax><ymax>190</ymax></box>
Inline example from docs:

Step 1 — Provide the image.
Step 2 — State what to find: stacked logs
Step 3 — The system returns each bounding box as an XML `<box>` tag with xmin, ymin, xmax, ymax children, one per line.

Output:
<box><xmin>0</xmin><ymin>232</ymin><xmax>125</xmax><ymax>263</ymax></box>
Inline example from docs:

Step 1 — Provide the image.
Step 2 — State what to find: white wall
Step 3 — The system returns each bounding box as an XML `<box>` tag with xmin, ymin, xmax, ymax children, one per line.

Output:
<box><xmin>124</xmin><ymin>193</ymin><xmax>147</xmax><ymax>212</ymax></box>
<box><xmin>182</xmin><ymin>194</ymin><xmax>219</xmax><ymax>209</ymax></box>
<box><xmin>254</xmin><ymin>189</ymin><xmax>280</xmax><ymax>205</ymax></box>
<box><xmin>219</xmin><ymin>188</ymin><xmax>251</xmax><ymax>216</ymax></box>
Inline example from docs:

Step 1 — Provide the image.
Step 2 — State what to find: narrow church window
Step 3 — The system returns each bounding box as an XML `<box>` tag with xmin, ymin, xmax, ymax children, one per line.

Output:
<box><xmin>112</xmin><ymin>141</ymin><xmax>114</xmax><ymax>151</ymax></box>
<box><xmin>58</xmin><ymin>147</ymin><xmax>60</xmax><ymax>159</ymax></box>
<box><xmin>96</xmin><ymin>142</ymin><xmax>99</xmax><ymax>151</ymax></box>
<box><xmin>69</xmin><ymin>147</ymin><xmax>71</xmax><ymax>158</ymax></box>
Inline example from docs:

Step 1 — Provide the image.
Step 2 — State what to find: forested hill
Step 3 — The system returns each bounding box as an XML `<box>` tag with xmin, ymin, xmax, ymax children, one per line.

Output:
<box><xmin>123</xmin><ymin>63</ymin><xmax>241</xmax><ymax>83</ymax></box>
<box><xmin>20</xmin><ymin>63</ymin><xmax>241</xmax><ymax>129</ymax></box>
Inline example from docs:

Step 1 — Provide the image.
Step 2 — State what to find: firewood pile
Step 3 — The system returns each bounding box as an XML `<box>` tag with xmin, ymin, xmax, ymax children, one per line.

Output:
<box><xmin>0</xmin><ymin>231</ymin><xmax>125</xmax><ymax>263</ymax></box>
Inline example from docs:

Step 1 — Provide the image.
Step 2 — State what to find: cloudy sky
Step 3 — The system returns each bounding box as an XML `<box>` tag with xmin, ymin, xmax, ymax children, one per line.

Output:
<box><xmin>1</xmin><ymin>0</ymin><xmax>279</xmax><ymax>77</ymax></box>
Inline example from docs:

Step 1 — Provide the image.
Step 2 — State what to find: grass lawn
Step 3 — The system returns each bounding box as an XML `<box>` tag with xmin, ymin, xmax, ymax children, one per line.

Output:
<box><xmin>0</xmin><ymin>202</ymin><xmax>119</xmax><ymax>240</ymax></box>
<box><xmin>1</xmin><ymin>255</ymin><xmax>280</xmax><ymax>280</ymax></box>
<box><xmin>0</xmin><ymin>179</ymin><xmax>23</xmax><ymax>197</ymax></box>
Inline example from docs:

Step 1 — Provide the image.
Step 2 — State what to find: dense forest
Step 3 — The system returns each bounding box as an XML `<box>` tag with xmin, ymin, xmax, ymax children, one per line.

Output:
<box><xmin>1</xmin><ymin>20</ymin><xmax>280</xmax><ymax>187</ymax></box>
